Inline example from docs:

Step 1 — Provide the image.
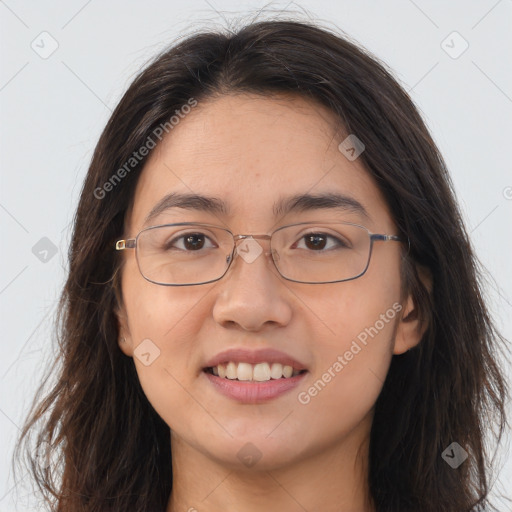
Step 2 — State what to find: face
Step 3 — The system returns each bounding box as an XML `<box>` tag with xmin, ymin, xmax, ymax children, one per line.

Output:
<box><xmin>116</xmin><ymin>93</ymin><xmax>422</xmax><ymax>472</ymax></box>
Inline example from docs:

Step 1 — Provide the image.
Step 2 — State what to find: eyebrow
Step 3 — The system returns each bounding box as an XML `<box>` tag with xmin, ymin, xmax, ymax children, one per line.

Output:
<box><xmin>143</xmin><ymin>191</ymin><xmax>369</xmax><ymax>226</ymax></box>
<box><xmin>143</xmin><ymin>193</ymin><xmax>229</xmax><ymax>226</ymax></box>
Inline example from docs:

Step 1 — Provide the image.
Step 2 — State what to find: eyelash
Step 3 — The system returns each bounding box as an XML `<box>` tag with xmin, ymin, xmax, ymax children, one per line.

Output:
<box><xmin>166</xmin><ymin>231</ymin><xmax>348</xmax><ymax>251</ymax></box>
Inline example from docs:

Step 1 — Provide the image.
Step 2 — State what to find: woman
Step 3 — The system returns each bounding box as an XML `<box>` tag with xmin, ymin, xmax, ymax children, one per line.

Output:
<box><xmin>14</xmin><ymin>19</ymin><xmax>508</xmax><ymax>512</ymax></box>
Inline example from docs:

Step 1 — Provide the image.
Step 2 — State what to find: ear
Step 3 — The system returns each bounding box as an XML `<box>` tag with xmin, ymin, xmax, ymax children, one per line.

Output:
<box><xmin>393</xmin><ymin>265</ymin><xmax>432</xmax><ymax>355</ymax></box>
<box><xmin>115</xmin><ymin>303</ymin><xmax>134</xmax><ymax>357</ymax></box>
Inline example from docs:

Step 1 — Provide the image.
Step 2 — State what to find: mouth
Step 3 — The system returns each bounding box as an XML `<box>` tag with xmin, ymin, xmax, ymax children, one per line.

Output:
<box><xmin>202</xmin><ymin>348</ymin><xmax>309</xmax><ymax>403</ymax></box>
<box><xmin>202</xmin><ymin>362</ymin><xmax>309</xmax><ymax>403</ymax></box>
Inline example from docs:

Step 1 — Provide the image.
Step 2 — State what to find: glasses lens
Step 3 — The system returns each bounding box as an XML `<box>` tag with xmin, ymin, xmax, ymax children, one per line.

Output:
<box><xmin>134</xmin><ymin>222</ymin><xmax>372</xmax><ymax>285</ymax></box>
<box><xmin>136</xmin><ymin>224</ymin><xmax>233</xmax><ymax>285</ymax></box>
<box><xmin>272</xmin><ymin>222</ymin><xmax>371</xmax><ymax>283</ymax></box>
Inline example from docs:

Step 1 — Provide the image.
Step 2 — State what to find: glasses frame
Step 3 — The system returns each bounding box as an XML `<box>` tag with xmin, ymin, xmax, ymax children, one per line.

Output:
<box><xmin>115</xmin><ymin>221</ymin><xmax>406</xmax><ymax>286</ymax></box>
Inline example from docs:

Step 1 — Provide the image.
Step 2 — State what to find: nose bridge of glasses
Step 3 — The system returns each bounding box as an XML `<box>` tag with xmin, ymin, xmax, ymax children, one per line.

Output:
<box><xmin>232</xmin><ymin>233</ymin><xmax>275</xmax><ymax>258</ymax></box>
<box><xmin>233</xmin><ymin>233</ymin><xmax>272</xmax><ymax>241</ymax></box>
<box><xmin>233</xmin><ymin>233</ymin><xmax>273</xmax><ymax>249</ymax></box>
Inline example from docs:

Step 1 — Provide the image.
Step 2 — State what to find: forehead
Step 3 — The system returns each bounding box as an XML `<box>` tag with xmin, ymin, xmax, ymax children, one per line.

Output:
<box><xmin>127</xmin><ymin>93</ymin><xmax>392</xmax><ymax>233</ymax></box>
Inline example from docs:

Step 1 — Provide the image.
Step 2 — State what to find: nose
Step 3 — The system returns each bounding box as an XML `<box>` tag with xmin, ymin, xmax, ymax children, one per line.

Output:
<box><xmin>212</xmin><ymin>237</ymin><xmax>293</xmax><ymax>332</ymax></box>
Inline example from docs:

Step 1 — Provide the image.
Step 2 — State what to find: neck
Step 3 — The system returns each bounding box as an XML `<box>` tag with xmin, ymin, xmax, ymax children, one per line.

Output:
<box><xmin>166</xmin><ymin>414</ymin><xmax>375</xmax><ymax>512</ymax></box>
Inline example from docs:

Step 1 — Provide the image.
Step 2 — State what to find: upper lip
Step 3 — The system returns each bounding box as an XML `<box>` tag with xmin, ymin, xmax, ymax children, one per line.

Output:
<box><xmin>203</xmin><ymin>348</ymin><xmax>308</xmax><ymax>371</ymax></box>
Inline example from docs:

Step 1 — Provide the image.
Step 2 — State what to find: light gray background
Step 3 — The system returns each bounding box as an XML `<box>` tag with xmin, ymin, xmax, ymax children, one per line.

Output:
<box><xmin>1</xmin><ymin>1</ymin><xmax>511</xmax><ymax>510</ymax></box>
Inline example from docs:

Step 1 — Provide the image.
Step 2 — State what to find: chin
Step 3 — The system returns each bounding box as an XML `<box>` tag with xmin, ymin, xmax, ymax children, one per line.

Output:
<box><xmin>199</xmin><ymin>433</ymin><xmax>309</xmax><ymax>472</ymax></box>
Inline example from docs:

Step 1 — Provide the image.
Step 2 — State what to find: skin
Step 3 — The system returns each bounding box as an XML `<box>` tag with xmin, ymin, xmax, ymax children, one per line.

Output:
<box><xmin>116</xmin><ymin>93</ymin><xmax>426</xmax><ymax>512</ymax></box>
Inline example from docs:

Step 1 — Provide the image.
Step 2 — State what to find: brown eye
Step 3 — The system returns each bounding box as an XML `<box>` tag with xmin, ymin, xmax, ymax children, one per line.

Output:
<box><xmin>183</xmin><ymin>234</ymin><xmax>206</xmax><ymax>250</ymax></box>
<box><xmin>294</xmin><ymin>232</ymin><xmax>349</xmax><ymax>251</ymax></box>
<box><xmin>165</xmin><ymin>232</ymin><xmax>216</xmax><ymax>251</ymax></box>
<box><xmin>304</xmin><ymin>234</ymin><xmax>327</xmax><ymax>250</ymax></box>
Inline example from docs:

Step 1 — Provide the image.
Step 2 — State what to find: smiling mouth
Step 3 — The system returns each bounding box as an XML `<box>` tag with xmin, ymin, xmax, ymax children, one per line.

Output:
<box><xmin>204</xmin><ymin>362</ymin><xmax>308</xmax><ymax>382</ymax></box>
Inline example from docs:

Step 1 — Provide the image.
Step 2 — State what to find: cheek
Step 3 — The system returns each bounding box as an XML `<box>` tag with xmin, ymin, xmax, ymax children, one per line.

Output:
<box><xmin>122</xmin><ymin>273</ymin><xmax>213</xmax><ymax>424</ymax></box>
<box><xmin>294</xmin><ymin>261</ymin><xmax>401</xmax><ymax>421</ymax></box>
<box><xmin>307</xmin><ymin>266</ymin><xmax>401</xmax><ymax>360</ymax></box>
<box><xmin>127</xmin><ymin>285</ymin><xmax>207</xmax><ymax>343</ymax></box>
<box><xmin>293</xmin><ymin>308</ymin><xmax>397</xmax><ymax>451</ymax></box>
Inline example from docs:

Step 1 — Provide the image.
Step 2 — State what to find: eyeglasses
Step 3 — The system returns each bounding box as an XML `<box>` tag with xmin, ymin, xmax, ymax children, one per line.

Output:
<box><xmin>115</xmin><ymin>221</ymin><xmax>404</xmax><ymax>286</ymax></box>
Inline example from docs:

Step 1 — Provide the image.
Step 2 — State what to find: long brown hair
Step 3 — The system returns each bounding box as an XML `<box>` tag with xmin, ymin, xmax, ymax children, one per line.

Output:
<box><xmin>13</xmin><ymin>18</ymin><xmax>509</xmax><ymax>512</ymax></box>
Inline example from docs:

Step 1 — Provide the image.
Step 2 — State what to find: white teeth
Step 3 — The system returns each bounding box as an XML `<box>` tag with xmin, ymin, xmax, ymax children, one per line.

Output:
<box><xmin>210</xmin><ymin>361</ymin><xmax>303</xmax><ymax>381</ymax></box>
<box><xmin>226</xmin><ymin>361</ymin><xmax>237</xmax><ymax>379</ymax></box>
<box><xmin>237</xmin><ymin>362</ymin><xmax>253</xmax><ymax>381</ymax></box>
<box><xmin>270</xmin><ymin>363</ymin><xmax>283</xmax><ymax>379</ymax></box>
<box><xmin>253</xmin><ymin>362</ymin><xmax>271</xmax><ymax>381</ymax></box>
<box><xmin>283</xmin><ymin>365</ymin><xmax>293</xmax><ymax>378</ymax></box>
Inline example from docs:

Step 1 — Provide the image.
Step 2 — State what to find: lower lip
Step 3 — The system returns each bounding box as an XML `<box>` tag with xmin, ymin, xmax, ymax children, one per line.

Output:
<box><xmin>203</xmin><ymin>370</ymin><xmax>308</xmax><ymax>403</ymax></box>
